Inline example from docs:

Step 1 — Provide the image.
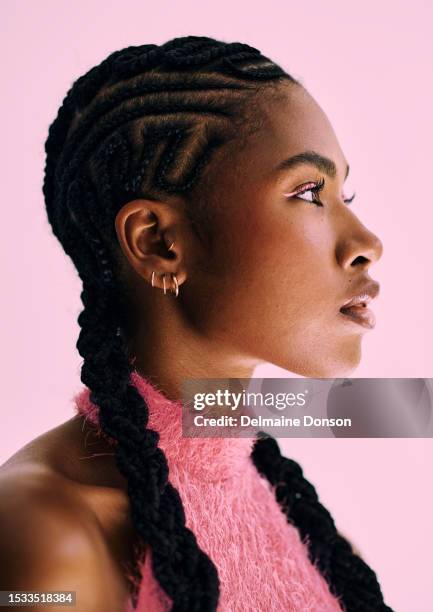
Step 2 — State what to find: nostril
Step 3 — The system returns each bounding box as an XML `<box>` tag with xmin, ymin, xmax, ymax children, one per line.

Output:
<box><xmin>351</xmin><ymin>255</ymin><xmax>369</xmax><ymax>266</ymax></box>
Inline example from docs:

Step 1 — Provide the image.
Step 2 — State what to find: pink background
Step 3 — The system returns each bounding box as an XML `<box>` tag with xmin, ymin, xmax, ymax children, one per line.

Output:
<box><xmin>1</xmin><ymin>1</ymin><xmax>432</xmax><ymax>609</ymax></box>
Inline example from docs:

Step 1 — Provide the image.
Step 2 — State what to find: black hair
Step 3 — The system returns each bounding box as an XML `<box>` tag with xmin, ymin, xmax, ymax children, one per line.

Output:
<box><xmin>42</xmin><ymin>35</ymin><xmax>393</xmax><ymax>611</ymax></box>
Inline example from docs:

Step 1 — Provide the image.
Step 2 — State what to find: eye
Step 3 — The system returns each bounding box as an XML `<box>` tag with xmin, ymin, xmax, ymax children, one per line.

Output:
<box><xmin>283</xmin><ymin>178</ymin><xmax>325</xmax><ymax>207</ymax></box>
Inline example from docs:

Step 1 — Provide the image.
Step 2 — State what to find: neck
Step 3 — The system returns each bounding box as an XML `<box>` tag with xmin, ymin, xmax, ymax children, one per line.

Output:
<box><xmin>129</xmin><ymin>308</ymin><xmax>262</xmax><ymax>401</ymax></box>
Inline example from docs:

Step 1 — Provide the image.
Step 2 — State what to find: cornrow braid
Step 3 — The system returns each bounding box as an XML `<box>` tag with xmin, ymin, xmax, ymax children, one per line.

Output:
<box><xmin>42</xmin><ymin>35</ymin><xmax>392</xmax><ymax>611</ymax></box>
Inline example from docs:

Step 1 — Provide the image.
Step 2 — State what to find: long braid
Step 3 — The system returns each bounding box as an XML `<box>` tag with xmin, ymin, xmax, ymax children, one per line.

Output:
<box><xmin>42</xmin><ymin>35</ymin><xmax>392</xmax><ymax>611</ymax></box>
<box><xmin>251</xmin><ymin>433</ymin><xmax>393</xmax><ymax>611</ymax></box>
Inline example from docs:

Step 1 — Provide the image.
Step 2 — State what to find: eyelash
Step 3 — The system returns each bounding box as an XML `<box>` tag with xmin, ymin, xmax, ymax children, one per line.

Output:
<box><xmin>284</xmin><ymin>178</ymin><xmax>356</xmax><ymax>207</ymax></box>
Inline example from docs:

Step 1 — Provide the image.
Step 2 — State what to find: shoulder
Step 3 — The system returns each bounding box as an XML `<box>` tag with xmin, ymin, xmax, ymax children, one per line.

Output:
<box><xmin>0</xmin><ymin>466</ymin><xmax>130</xmax><ymax>611</ymax></box>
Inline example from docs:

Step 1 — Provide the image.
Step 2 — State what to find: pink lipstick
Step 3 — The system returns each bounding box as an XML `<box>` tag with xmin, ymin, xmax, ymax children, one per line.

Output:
<box><xmin>339</xmin><ymin>301</ymin><xmax>376</xmax><ymax>329</ymax></box>
<box><xmin>339</xmin><ymin>281</ymin><xmax>380</xmax><ymax>330</ymax></box>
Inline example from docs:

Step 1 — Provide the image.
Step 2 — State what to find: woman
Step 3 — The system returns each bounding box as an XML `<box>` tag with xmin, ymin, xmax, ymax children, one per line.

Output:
<box><xmin>0</xmin><ymin>36</ymin><xmax>391</xmax><ymax>611</ymax></box>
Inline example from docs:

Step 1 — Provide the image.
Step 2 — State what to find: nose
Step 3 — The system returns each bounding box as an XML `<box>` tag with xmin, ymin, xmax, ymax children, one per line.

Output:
<box><xmin>336</xmin><ymin>216</ymin><xmax>383</xmax><ymax>271</ymax></box>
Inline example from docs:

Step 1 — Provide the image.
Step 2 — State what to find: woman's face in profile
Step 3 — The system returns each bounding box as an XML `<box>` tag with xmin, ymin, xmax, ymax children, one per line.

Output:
<box><xmin>187</xmin><ymin>82</ymin><xmax>383</xmax><ymax>377</ymax></box>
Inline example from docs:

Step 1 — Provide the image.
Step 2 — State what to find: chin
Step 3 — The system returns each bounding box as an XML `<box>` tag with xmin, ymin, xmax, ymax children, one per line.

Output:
<box><xmin>278</xmin><ymin>338</ymin><xmax>363</xmax><ymax>378</ymax></box>
<box><xmin>313</xmin><ymin>347</ymin><xmax>362</xmax><ymax>378</ymax></box>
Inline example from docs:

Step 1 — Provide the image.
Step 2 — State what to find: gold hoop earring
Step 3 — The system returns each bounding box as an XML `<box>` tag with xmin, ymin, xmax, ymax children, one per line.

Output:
<box><xmin>150</xmin><ymin>270</ymin><xmax>180</xmax><ymax>297</ymax></box>
<box><xmin>168</xmin><ymin>241</ymin><xmax>175</xmax><ymax>251</ymax></box>
<box><xmin>171</xmin><ymin>273</ymin><xmax>179</xmax><ymax>297</ymax></box>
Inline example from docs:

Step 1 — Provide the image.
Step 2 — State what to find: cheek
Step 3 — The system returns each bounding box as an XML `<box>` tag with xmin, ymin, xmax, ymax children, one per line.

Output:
<box><xmin>205</xmin><ymin>206</ymin><xmax>337</xmax><ymax>345</ymax></box>
<box><xmin>243</xmin><ymin>207</ymin><xmax>336</xmax><ymax>306</ymax></box>
<box><xmin>190</xmin><ymin>191</ymin><xmax>363</xmax><ymax>376</ymax></box>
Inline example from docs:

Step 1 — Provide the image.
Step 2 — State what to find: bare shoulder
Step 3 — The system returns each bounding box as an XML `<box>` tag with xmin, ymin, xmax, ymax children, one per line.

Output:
<box><xmin>0</xmin><ymin>461</ymin><xmax>131</xmax><ymax>611</ymax></box>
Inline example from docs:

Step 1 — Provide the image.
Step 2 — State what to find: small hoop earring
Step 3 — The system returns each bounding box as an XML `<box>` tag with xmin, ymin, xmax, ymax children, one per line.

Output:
<box><xmin>171</xmin><ymin>274</ymin><xmax>179</xmax><ymax>297</ymax></box>
<box><xmin>144</xmin><ymin>221</ymin><xmax>157</xmax><ymax>230</ymax></box>
<box><xmin>168</xmin><ymin>241</ymin><xmax>175</xmax><ymax>251</ymax></box>
<box><xmin>151</xmin><ymin>270</ymin><xmax>180</xmax><ymax>297</ymax></box>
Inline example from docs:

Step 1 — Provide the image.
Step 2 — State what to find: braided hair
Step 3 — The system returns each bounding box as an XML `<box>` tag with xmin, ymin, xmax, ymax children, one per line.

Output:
<box><xmin>42</xmin><ymin>36</ymin><xmax>392</xmax><ymax>611</ymax></box>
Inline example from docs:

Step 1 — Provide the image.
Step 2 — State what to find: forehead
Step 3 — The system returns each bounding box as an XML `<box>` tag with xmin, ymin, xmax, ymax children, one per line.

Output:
<box><xmin>231</xmin><ymin>83</ymin><xmax>348</xmax><ymax>183</ymax></box>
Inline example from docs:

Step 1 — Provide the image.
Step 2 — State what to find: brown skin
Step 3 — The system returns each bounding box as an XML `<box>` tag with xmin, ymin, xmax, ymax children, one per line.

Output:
<box><xmin>0</xmin><ymin>417</ymin><xmax>134</xmax><ymax>611</ymax></box>
<box><xmin>0</xmin><ymin>82</ymin><xmax>379</xmax><ymax>610</ymax></box>
<box><xmin>119</xmin><ymin>83</ymin><xmax>382</xmax><ymax>400</ymax></box>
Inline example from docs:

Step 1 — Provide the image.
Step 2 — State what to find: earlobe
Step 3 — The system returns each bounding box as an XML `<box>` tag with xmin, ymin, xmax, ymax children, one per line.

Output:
<box><xmin>151</xmin><ymin>271</ymin><xmax>180</xmax><ymax>297</ymax></box>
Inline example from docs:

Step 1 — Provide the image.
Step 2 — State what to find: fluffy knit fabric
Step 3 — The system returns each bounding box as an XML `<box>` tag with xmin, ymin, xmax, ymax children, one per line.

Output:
<box><xmin>73</xmin><ymin>370</ymin><xmax>343</xmax><ymax>612</ymax></box>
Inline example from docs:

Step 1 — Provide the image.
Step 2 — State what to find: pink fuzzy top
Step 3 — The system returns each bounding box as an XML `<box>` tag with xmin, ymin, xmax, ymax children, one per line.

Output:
<box><xmin>73</xmin><ymin>370</ymin><xmax>343</xmax><ymax>612</ymax></box>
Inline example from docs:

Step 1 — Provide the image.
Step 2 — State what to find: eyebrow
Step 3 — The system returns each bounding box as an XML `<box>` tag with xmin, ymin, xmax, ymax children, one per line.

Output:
<box><xmin>274</xmin><ymin>150</ymin><xmax>350</xmax><ymax>180</ymax></box>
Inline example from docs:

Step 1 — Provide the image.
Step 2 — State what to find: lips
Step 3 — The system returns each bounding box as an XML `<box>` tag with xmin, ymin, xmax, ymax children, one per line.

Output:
<box><xmin>339</xmin><ymin>303</ymin><xmax>376</xmax><ymax>329</ymax></box>
<box><xmin>339</xmin><ymin>280</ymin><xmax>380</xmax><ymax>330</ymax></box>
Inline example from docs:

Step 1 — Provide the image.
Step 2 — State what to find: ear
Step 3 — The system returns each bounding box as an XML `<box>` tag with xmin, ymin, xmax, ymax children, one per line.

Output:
<box><xmin>114</xmin><ymin>198</ymin><xmax>188</xmax><ymax>293</ymax></box>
